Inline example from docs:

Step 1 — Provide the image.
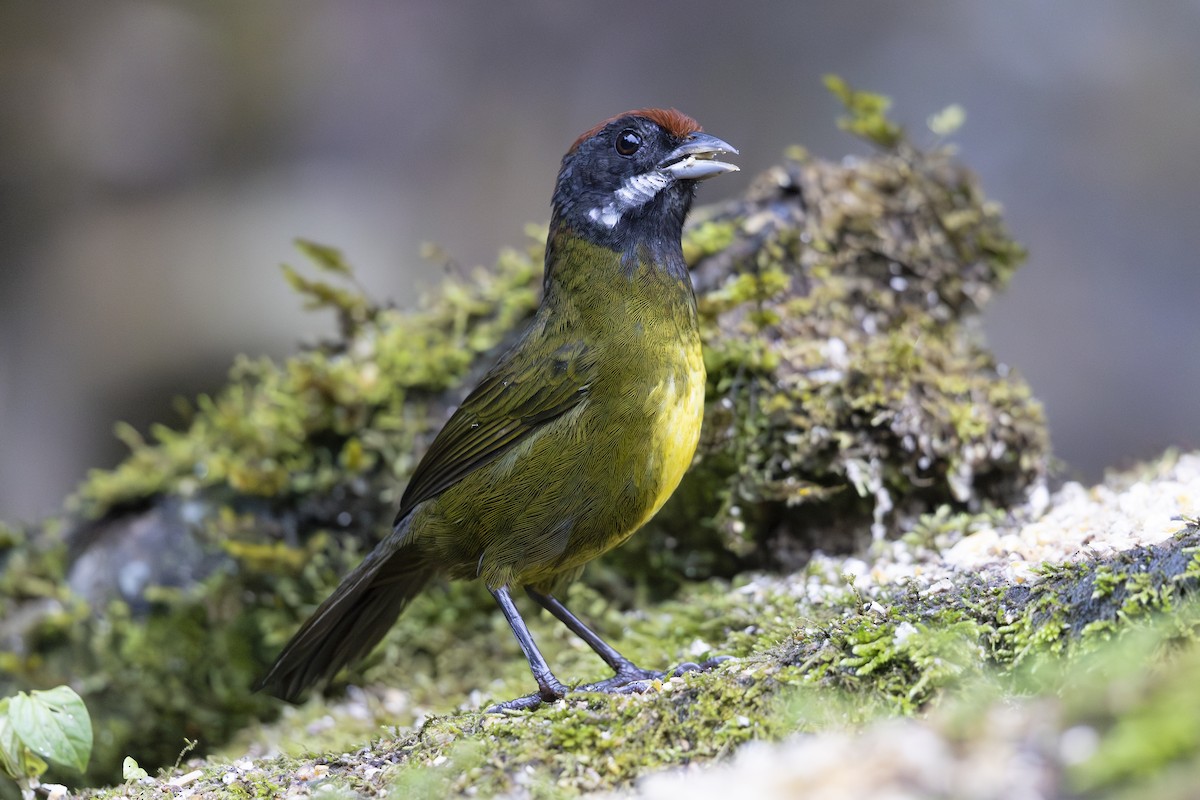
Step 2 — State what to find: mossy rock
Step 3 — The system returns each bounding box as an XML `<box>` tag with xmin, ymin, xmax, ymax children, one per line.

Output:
<box><xmin>0</xmin><ymin>92</ymin><xmax>1048</xmax><ymax>786</ymax></box>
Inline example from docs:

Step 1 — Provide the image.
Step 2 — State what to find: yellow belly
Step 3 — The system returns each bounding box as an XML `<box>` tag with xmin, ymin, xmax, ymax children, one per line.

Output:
<box><xmin>633</xmin><ymin>343</ymin><xmax>706</xmax><ymax>531</ymax></box>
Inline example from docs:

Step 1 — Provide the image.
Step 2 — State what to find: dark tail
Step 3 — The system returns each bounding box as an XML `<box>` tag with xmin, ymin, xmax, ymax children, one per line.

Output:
<box><xmin>255</xmin><ymin>524</ymin><xmax>431</xmax><ymax>702</ymax></box>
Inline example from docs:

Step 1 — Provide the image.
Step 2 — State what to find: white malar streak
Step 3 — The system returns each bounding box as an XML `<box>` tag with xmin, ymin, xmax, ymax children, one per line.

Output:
<box><xmin>587</xmin><ymin>169</ymin><xmax>672</xmax><ymax>229</ymax></box>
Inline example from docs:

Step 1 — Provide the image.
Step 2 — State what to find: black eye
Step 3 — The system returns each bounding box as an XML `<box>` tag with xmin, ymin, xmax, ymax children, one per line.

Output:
<box><xmin>615</xmin><ymin>128</ymin><xmax>642</xmax><ymax>156</ymax></box>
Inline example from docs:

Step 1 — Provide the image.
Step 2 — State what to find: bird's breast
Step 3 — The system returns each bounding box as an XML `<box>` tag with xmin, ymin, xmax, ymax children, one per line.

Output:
<box><xmin>630</xmin><ymin>336</ymin><xmax>706</xmax><ymax>531</ymax></box>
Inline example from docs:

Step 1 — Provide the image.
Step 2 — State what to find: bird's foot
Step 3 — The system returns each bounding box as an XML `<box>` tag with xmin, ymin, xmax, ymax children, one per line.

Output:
<box><xmin>575</xmin><ymin>666</ymin><xmax>662</xmax><ymax>694</ymax></box>
<box><xmin>487</xmin><ymin>657</ymin><xmax>732</xmax><ymax>711</ymax></box>
<box><xmin>487</xmin><ymin>692</ymin><xmax>549</xmax><ymax>712</ymax></box>
<box><xmin>486</xmin><ymin>675</ymin><xmax>569</xmax><ymax>713</ymax></box>
<box><xmin>577</xmin><ymin>655</ymin><xmax>732</xmax><ymax>695</ymax></box>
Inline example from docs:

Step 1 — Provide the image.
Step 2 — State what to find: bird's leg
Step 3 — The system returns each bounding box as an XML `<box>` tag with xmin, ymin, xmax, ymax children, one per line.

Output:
<box><xmin>488</xmin><ymin>585</ymin><xmax>569</xmax><ymax>711</ymax></box>
<box><xmin>525</xmin><ymin>587</ymin><xmax>727</xmax><ymax>694</ymax></box>
<box><xmin>524</xmin><ymin>587</ymin><xmax>656</xmax><ymax>687</ymax></box>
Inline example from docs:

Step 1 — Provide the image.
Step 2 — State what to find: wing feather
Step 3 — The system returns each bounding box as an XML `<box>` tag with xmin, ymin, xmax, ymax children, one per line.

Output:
<box><xmin>394</xmin><ymin>337</ymin><xmax>594</xmax><ymax>522</ymax></box>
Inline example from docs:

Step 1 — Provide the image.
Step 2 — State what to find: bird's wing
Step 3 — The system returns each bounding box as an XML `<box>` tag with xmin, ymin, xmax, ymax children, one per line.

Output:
<box><xmin>394</xmin><ymin>336</ymin><xmax>594</xmax><ymax>522</ymax></box>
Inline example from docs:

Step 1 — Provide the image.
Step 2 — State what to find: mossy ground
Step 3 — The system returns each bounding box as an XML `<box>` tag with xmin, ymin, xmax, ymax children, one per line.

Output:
<box><xmin>68</xmin><ymin>516</ymin><xmax>1200</xmax><ymax>798</ymax></box>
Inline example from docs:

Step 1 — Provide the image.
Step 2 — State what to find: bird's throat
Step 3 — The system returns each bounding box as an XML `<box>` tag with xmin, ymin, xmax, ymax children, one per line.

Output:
<box><xmin>545</xmin><ymin>225</ymin><xmax>694</xmax><ymax>302</ymax></box>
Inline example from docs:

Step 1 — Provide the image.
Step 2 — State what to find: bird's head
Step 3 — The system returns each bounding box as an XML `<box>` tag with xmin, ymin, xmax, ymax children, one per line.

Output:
<box><xmin>551</xmin><ymin>109</ymin><xmax>739</xmax><ymax>247</ymax></box>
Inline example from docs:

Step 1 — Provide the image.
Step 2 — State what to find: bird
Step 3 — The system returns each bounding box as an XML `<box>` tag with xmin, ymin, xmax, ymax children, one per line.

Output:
<box><xmin>256</xmin><ymin>108</ymin><xmax>739</xmax><ymax>710</ymax></box>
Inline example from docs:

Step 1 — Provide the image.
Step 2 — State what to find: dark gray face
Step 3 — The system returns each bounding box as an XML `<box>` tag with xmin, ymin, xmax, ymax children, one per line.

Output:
<box><xmin>551</xmin><ymin>115</ymin><xmax>738</xmax><ymax>249</ymax></box>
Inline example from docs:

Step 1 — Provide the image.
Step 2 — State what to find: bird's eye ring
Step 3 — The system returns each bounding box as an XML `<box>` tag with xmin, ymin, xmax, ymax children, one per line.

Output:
<box><xmin>615</xmin><ymin>129</ymin><xmax>642</xmax><ymax>156</ymax></box>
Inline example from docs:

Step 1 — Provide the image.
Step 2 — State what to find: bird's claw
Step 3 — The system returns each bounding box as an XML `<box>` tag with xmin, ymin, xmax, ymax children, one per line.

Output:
<box><xmin>575</xmin><ymin>667</ymin><xmax>661</xmax><ymax>694</ymax></box>
<box><xmin>612</xmin><ymin>655</ymin><xmax>731</xmax><ymax>691</ymax></box>
<box><xmin>486</xmin><ymin>692</ymin><xmax>546</xmax><ymax>713</ymax></box>
<box><xmin>486</xmin><ymin>656</ymin><xmax>732</xmax><ymax>712</ymax></box>
<box><xmin>486</xmin><ymin>678</ymin><xmax>568</xmax><ymax>713</ymax></box>
<box><xmin>605</xmin><ymin>678</ymin><xmax>656</xmax><ymax>695</ymax></box>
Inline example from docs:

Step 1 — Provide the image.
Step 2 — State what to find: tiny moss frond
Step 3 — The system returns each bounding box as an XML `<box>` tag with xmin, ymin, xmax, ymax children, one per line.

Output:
<box><xmin>823</xmin><ymin>74</ymin><xmax>904</xmax><ymax>150</ymax></box>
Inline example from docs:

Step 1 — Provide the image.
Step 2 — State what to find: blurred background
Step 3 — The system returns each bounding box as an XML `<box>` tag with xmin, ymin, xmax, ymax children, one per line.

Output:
<box><xmin>1</xmin><ymin>2</ymin><xmax>1197</xmax><ymax>522</ymax></box>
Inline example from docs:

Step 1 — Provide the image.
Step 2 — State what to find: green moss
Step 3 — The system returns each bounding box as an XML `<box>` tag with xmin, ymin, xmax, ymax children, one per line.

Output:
<box><xmin>1051</xmin><ymin>602</ymin><xmax>1200</xmax><ymax>794</ymax></box>
<box><xmin>778</xmin><ymin>588</ymin><xmax>991</xmax><ymax>718</ymax></box>
<box><xmin>904</xmin><ymin>505</ymin><xmax>1004</xmax><ymax>551</ymax></box>
<box><xmin>384</xmin><ymin>519</ymin><xmax>1200</xmax><ymax>795</ymax></box>
<box><xmin>682</xmin><ymin>125</ymin><xmax>1046</xmax><ymax>564</ymax></box>
<box><xmin>681</xmin><ymin>219</ymin><xmax>737</xmax><ymax>264</ymax></box>
<box><xmin>389</xmin><ymin>738</ymin><xmax>489</xmax><ymax>799</ymax></box>
<box><xmin>368</xmin><ymin>661</ymin><xmax>791</xmax><ymax>798</ymax></box>
<box><xmin>60</xmin><ymin>520</ymin><xmax>1200</xmax><ymax>798</ymax></box>
<box><xmin>824</xmin><ymin>74</ymin><xmax>904</xmax><ymax>150</ymax></box>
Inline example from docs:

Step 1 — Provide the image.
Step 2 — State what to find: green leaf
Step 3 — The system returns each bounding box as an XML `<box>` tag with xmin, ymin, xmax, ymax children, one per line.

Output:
<box><xmin>0</xmin><ymin>700</ymin><xmax>48</xmax><ymax>782</ymax></box>
<box><xmin>294</xmin><ymin>238</ymin><xmax>351</xmax><ymax>275</ymax></box>
<box><xmin>123</xmin><ymin>755</ymin><xmax>148</xmax><ymax>781</ymax></box>
<box><xmin>7</xmin><ymin>687</ymin><xmax>92</xmax><ymax>773</ymax></box>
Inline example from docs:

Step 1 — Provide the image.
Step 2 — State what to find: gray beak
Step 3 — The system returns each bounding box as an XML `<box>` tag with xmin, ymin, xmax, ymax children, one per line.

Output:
<box><xmin>659</xmin><ymin>132</ymin><xmax>740</xmax><ymax>181</ymax></box>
